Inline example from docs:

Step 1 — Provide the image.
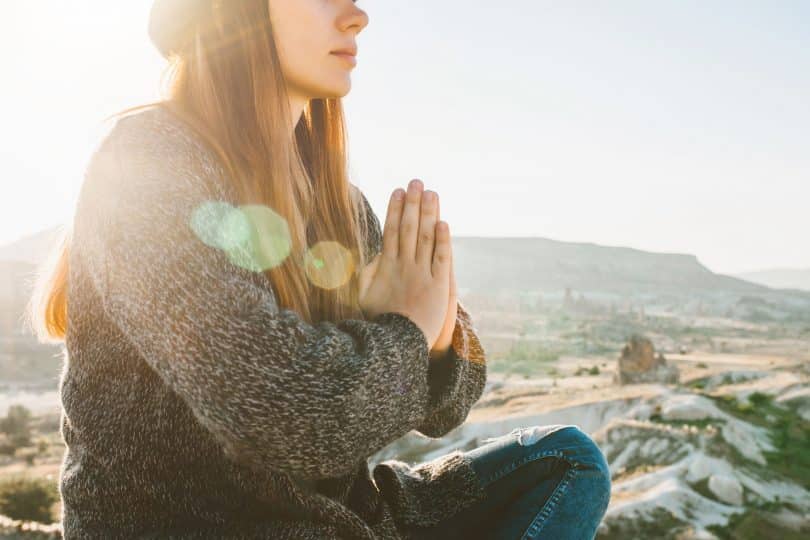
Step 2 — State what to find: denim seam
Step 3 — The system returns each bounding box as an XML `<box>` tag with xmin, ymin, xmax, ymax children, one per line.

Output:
<box><xmin>519</xmin><ymin>466</ymin><xmax>578</xmax><ymax>540</ymax></box>
<box><xmin>479</xmin><ymin>448</ymin><xmax>568</xmax><ymax>488</ymax></box>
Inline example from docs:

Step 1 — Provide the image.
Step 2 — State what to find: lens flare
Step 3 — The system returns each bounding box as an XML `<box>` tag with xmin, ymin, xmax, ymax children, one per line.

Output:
<box><xmin>190</xmin><ymin>201</ymin><xmax>292</xmax><ymax>272</ymax></box>
<box><xmin>229</xmin><ymin>204</ymin><xmax>293</xmax><ymax>272</ymax></box>
<box><xmin>190</xmin><ymin>201</ymin><xmax>250</xmax><ymax>250</ymax></box>
<box><xmin>304</xmin><ymin>240</ymin><xmax>356</xmax><ymax>290</ymax></box>
<box><xmin>190</xmin><ymin>201</ymin><xmax>356</xmax><ymax>283</ymax></box>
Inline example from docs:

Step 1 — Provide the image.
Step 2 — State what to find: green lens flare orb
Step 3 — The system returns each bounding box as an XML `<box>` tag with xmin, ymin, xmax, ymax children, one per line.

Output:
<box><xmin>189</xmin><ymin>201</ymin><xmax>245</xmax><ymax>249</ymax></box>
<box><xmin>190</xmin><ymin>201</ymin><xmax>293</xmax><ymax>272</ymax></box>
<box><xmin>218</xmin><ymin>206</ymin><xmax>255</xmax><ymax>252</ymax></box>
<box><xmin>304</xmin><ymin>241</ymin><xmax>355</xmax><ymax>290</ymax></box>
<box><xmin>229</xmin><ymin>204</ymin><xmax>293</xmax><ymax>272</ymax></box>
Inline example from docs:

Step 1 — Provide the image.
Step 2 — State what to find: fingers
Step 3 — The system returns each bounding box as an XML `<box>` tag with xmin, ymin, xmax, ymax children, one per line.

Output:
<box><xmin>434</xmin><ymin>189</ymin><xmax>441</xmax><ymax>262</ymax></box>
<box><xmin>358</xmin><ymin>252</ymin><xmax>380</xmax><ymax>298</ymax></box>
<box><xmin>399</xmin><ymin>179</ymin><xmax>423</xmax><ymax>262</ymax></box>
<box><xmin>439</xmin><ymin>190</ymin><xmax>455</xmax><ymax>296</ymax></box>
<box><xmin>382</xmin><ymin>188</ymin><xmax>405</xmax><ymax>260</ymax></box>
<box><xmin>448</xmin><ymin>231</ymin><xmax>456</xmax><ymax>298</ymax></box>
<box><xmin>432</xmin><ymin>192</ymin><xmax>453</xmax><ymax>291</ymax></box>
<box><xmin>416</xmin><ymin>190</ymin><xmax>438</xmax><ymax>266</ymax></box>
<box><xmin>432</xmin><ymin>220</ymin><xmax>451</xmax><ymax>281</ymax></box>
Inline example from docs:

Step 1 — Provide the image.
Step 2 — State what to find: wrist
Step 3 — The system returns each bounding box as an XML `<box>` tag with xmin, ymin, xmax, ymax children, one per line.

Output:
<box><xmin>429</xmin><ymin>344</ymin><xmax>452</xmax><ymax>361</ymax></box>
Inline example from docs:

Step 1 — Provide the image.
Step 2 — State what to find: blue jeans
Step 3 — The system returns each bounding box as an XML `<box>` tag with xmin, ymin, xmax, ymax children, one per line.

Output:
<box><xmin>404</xmin><ymin>425</ymin><xmax>611</xmax><ymax>540</ymax></box>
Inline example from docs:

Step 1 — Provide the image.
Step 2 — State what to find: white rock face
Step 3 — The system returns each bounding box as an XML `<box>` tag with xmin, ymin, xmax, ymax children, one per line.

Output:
<box><xmin>390</xmin><ymin>363</ymin><xmax>810</xmax><ymax>538</ymax></box>
<box><xmin>720</xmin><ymin>419</ymin><xmax>772</xmax><ymax>465</ymax></box>
<box><xmin>654</xmin><ymin>392</ymin><xmax>773</xmax><ymax>466</ymax></box>
<box><xmin>776</xmin><ymin>386</ymin><xmax>810</xmax><ymax>421</ymax></box>
<box><xmin>708</xmin><ymin>474</ymin><xmax>744</xmax><ymax>506</ymax></box>
<box><xmin>606</xmin><ymin>473</ymin><xmax>738</xmax><ymax>530</ymax></box>
<box><xmin>584</xmin><ymin>382</ymin><xmax>807</xmax><ymax>536</ymax></box>
<box><xmin>686</xmin><ymin>453</ymin><xmax>730</xmax><ymax>483</ymax></box>
<box><xmin>659</xmin><ymin>394</ymin><xmax>724</xmax><ymax>421</ymax></box>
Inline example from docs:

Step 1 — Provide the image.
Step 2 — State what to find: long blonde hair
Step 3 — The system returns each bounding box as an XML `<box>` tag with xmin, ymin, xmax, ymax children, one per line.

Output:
<box><xmin>27</xmin><ymin>0</ymin><xmax>371</xmax><ymax>343</ymax></box>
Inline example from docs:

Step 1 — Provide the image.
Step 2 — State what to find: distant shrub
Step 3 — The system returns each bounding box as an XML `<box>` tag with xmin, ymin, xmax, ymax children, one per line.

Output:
<box><xmin>35</xmin><ymin>412</ymin><xmax>62</xmax><ymax>433</ymax></box>
<box><xmin>736</xmin><ymin>401</ymin><xmax>754</xmax><ymax>413</ymax></box>
<box><xmin>574</xmin><ymin>365</ymin><xmax>600</xmax><ymax>376</ymax></box>
<box><xmin>0</xmin><ymin>404</ymin><xmax>33</xmax><ymax>448</ymax></box>
<box><xmin>0</xmin><ymin>433</ymin><xmax>16</xmax><ymax>456</ymax></box>
<box><xmin>506</xmin><ymin>341</ymin><xmax>561</xmax><ymax>363</ymax></box>
<box><xmin>15</xmin><ymin>446</ymin><xmax>38</xmax><ymax>466</ymax></box>
<box><xmin>748</xmin><ymin>392</ymin><xmax>772</xmax><ymax>407</ymax></box>
<box><xmin>0</xmin><ymin>475</ymin><xmax>59</xmax><ymax>523</ymax></box>
<box><xmin>36</xmin><ymin>438</ymin><xmax>50</xmax><ymax>455</ymax></box>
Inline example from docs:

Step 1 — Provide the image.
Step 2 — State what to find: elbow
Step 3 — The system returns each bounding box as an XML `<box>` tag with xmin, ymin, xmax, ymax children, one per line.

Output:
<box><xmin>191</xmin><ymin>402</ymin><xmax>357</xmax><ymax>481</ymax></box>
<box><xmin>274</xmin><ymin>401</ymin><xmax>375</xmax><ymax>480</ymax></box>
<box><xmin>416</xmin><ymin>410</ymin><xmax>468</xmax><ymax>439</ymax></box>
<box><xmin>279</xmin><ymin>421</ymin><xmax>369</xmax><ymax>480</ymax></box>
<box><xmin>223</xmin><ymin>425</ymin><xmax>360</xmax><ymax>481</ymax></box>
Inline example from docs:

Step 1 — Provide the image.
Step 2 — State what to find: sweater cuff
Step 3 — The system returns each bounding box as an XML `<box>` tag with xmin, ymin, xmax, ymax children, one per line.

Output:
<box><xmin>424</xmin><ymin>300</ymin><xmax>483</xmax><ymax>411</ymax></box>
<box><xmin>372</xmin><ymin>311</ymin><xmax>430</xmax><ymax>359</ymax></box>
<box><xmin>372</xmin><ymin>450</ymin><xmax>488</xmax><ymax>528</ymax></box>
<box><xmin>424</xmin><ymin>334</ymin><xmax>467</xmax><ymax>412</ymax></box>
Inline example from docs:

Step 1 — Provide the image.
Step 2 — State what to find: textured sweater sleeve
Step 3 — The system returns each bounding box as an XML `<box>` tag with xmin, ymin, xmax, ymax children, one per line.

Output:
<box><xmin>413</xmin><ymin>300</ymin><xmax>488</xmax><ymax>437</ymax></box>
<box><xmin>74</xmin><ymin>112</ymin><xmax>440</xmax><ymax>481</ymax></box>
<box><xmin>356</xmin><ymin>192</ymin><xmax>488</xmax><ymax>439</ymax></box>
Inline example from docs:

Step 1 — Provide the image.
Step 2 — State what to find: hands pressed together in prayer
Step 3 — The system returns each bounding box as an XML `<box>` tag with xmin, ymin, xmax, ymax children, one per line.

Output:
<box><xmin>358</xmin><ymin>179</ymin><xmax>457</xmax><ymax>361</ymax></box>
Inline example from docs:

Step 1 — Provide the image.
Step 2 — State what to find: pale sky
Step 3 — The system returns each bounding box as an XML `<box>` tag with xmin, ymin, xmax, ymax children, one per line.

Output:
<box><xmin>1</xmin><ymin>1</ymin><xmax>808</xmax><ymax>275</ymax></box>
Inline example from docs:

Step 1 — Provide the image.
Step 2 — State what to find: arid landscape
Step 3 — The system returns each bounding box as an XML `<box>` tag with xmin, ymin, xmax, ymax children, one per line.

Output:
<box><xmin>1</xmin><ymin>227</ymin><xmax>808</xmax><ymax>539</ymax></box>
<box><xmin>376</xmin><ymin>349</ymin><xmax>808</xmax><ymax>539</ymax></box>
<box><xmin>4</xmin><ymin>1</ymin><xmax>809</xmax><ymax>537</ymax></box>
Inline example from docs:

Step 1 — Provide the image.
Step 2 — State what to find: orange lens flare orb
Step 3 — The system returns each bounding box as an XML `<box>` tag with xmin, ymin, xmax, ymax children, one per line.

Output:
<box><xmin>304</xmin><ymin>240</ymin><xmax>355</xmax><ymax>291</ymax></box>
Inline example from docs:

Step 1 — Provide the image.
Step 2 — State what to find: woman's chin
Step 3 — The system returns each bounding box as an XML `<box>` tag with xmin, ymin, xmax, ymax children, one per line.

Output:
<box><xmin>335</xmin><ymin>76</ymin><xmax>353</xmax><ymax>96</ymax></box>
<box><xmin>316</xmin><ymin>80</ymin><xmax>352</xmax><ymax>100</ymax></box>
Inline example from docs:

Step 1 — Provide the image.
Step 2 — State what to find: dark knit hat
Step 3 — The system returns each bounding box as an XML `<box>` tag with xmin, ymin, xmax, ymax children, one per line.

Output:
<box><xmin>148</xmin><ymin>0</ymin><xmax>211</xmax><ymax>58</ymax></box>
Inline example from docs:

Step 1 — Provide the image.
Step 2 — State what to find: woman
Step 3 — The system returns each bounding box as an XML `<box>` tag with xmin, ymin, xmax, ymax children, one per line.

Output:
<box><xmin>28</xmin><ymin>1</ymin><xmax>611</xmax><ymax>538</ymax></box>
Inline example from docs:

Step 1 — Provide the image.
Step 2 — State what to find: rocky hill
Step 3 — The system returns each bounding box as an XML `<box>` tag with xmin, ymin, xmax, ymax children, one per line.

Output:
<box><xmin>734</xmin><ymin>268</ymin><xmax>810</xmax><ymax>292</ymax></box>
<box><xmin>453</xmin><ymin>236</ymin><xmax>769</xmax><ymax>296</ymax></box>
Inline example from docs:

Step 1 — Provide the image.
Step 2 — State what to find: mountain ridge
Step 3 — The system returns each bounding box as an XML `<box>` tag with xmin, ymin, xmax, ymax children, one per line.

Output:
<box><xmin>733</xmin><ymin>268</ymin><xmax>810</xmax><ymax>292</ymax></box>
<box><xmin>0</xmin><ymin>225</ymin><xmax>795</xmax><ymax>300</ymax></box>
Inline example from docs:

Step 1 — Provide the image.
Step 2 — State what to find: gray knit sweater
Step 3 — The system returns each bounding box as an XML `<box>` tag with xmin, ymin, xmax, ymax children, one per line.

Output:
<box><xmin>61</xmin><ymin>104</ymin><xmax>488</xmax><ymax>539</ymax></box>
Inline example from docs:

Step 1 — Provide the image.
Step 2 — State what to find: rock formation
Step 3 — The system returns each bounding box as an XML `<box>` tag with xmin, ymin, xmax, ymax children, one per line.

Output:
<box><xmin>616</xmin><ymin>335</ymin><xmax>679</xmax><ymax>385</ymax></box>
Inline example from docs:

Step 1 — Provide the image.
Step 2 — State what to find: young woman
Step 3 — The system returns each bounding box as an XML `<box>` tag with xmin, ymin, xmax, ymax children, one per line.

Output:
<box><xmin>28</xmin><ymin>1</ymin><xmax>611</xmax><ymax>538</ymax></box>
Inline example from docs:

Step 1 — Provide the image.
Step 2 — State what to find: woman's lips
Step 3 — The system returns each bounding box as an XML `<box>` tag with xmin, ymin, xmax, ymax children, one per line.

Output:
<box><xmin>330</xmin><ymin>52</ymin><xmax>357</xmax><ymax>67</ymax></box>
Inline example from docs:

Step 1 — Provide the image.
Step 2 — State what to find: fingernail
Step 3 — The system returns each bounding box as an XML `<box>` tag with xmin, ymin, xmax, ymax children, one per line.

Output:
<box><xmin>393</xmin><ymin>189</ymin><xmax>405</xmax><ymax>200</ymax></box>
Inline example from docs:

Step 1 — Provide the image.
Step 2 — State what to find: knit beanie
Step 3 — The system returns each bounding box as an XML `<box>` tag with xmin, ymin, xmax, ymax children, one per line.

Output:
<box><xmin>148</xmin><ymin>0</ymin><xmax>211</xmax><ymax>58</ymax></box>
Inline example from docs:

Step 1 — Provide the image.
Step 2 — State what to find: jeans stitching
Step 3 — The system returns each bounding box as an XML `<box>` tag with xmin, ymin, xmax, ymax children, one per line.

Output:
<box><xmin>479</xmin><ymin>448</ymin><xmax>567</xmax><ymax>487</ymax></box>
<box><xmin>519</xmin><ymin>467</ymin><xmax>578</xmax><ymax>540</ymax></box>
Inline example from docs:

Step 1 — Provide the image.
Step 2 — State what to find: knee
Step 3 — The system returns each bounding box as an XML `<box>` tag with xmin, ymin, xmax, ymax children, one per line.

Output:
<box><xmin>521</xmin><ymin>425</ymin><xmax>611</xmax><ymax>499</ymax></box>
<box><xmin>554</xmin><ymin>426</ymin><xmax>609</xmax><ymax>470</ymax></box>
<box><xmin>565</xmin><ymin>427</ymin><xmax>608</xmax><ymax>467</ymax></box>
<box><xmin>558</xmin><ymin>426</ymin><xmax>612</xmax><ymax>509</ymax></box>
